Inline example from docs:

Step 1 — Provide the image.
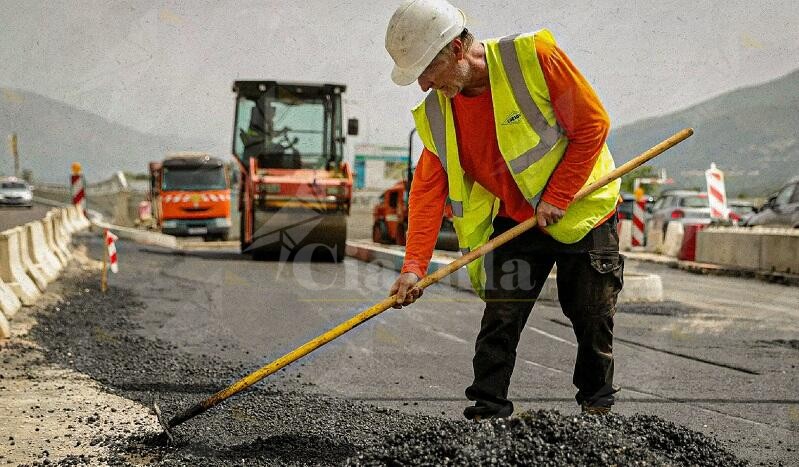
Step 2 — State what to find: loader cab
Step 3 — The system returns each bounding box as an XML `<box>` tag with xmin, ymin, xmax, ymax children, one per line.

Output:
<box><xmin>232</xmin><ymin>81</ymin><xmax>355</xmax><ymax>171</ymax></box>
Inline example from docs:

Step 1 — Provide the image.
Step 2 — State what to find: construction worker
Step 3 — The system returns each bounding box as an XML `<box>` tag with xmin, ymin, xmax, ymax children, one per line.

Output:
<box><xmin>384</xmin><ymin>0</ymin><xmax>623</xmax><ymax>419</ymax></box>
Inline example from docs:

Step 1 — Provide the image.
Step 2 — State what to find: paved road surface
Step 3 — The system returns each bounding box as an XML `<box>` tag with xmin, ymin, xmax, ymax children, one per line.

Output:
<box><xmin>0</xmin><ymin>204</ymin><xmax>50</xmax><ymax>231</ymax></box>
<box><xmin>80</xmin><ymin>236</ymin><xmax>798</xmax><ymax>465</ymax></box>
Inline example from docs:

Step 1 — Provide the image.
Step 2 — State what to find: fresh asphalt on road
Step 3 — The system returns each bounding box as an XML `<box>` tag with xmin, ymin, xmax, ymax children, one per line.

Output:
<box><xmin>74</xmin><ymin>234</ymin><xmax>799</xmax><ymax>465</ymax></box>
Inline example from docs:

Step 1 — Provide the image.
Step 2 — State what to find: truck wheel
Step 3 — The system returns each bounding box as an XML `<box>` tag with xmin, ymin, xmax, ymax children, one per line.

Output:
<box><xmin>373</xmin><ymin>221</ymin><xmax>388</xmax><ymax>243</ymax></box>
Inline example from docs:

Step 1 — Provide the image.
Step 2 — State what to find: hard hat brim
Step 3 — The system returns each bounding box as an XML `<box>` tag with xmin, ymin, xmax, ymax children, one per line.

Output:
<box><xmin>388</xmin><ymin>7</ymin><xmax>466</xmax><ymax>87</ymax></box>
<box><xmin>391</xmin><ymin>64</ymin><xmax>425</xmax><ymax>86</ymax></box>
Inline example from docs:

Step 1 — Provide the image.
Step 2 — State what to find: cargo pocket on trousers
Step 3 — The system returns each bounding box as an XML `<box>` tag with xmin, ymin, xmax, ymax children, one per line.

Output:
<box><xmin>588</xmin><ymin>250</ymin><xmax>624</xmax><ymax>316</ymax></box>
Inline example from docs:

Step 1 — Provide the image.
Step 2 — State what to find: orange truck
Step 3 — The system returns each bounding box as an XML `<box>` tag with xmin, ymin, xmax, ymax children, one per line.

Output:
<box><xmin>149</xmin><ymin>152</ymin><xmax>231</xmax><ymax>240</ymax></box>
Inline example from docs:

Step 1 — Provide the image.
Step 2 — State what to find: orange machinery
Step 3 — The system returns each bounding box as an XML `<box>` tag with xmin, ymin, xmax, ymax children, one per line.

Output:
<box><xmin>231</xmin><ymin>81</ymin><xmax>357</xmax><ymax>261</ymax></box>
<box><xmin>372</xmin><ymin>180</ymin><xmax>458</xmax><ymax>251</ymax></box>
<box><xmin>149</xmin><ymin>152</ymin><xmax>231</xmax><ymax>241</ymax></box>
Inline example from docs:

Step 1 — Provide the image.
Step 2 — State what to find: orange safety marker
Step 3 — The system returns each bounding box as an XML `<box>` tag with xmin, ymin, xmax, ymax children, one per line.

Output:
<box><xmin>71</xmin><ymin>162</ymin><xmax>86</xmax><ymax>214</ymax></box>
<box><xmin>705</xmin><ymin>163</ymin><xmax>728</xmax><ymax>221</ymax></box>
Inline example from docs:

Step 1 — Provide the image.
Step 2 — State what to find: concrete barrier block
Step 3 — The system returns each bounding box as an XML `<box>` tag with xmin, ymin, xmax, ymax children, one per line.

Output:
<box><xmin>645</xmin><ymin>223</ymin><xmax>663</xmax><ymax>254</ymax></box>
<box><xmin>43</xmin><ymin>213</ymin><xmax>69</xmax><ymax>266</ymax></box>
<box><xmin>0</xmin><ymin>277</ymin><xmax>21</xmax><ymax>319</ymax></box>
<box><xmin>76</xmin><ymin>206</ymin><xmax>91</xmax><ymax>230</ymax></box>
<box><xmin>696</xmin><ymin>227</ymin><xmax>762</xmax><ymax>269</ymax></box>
<box><xmin>49</xmin><ymin>210</ymin><xmax>73</xmax><ymax>262</ymax></box>
<box><xmin>17</xmin><ymin>226</ymin><xmax>48</xmax><ymax>292</ymax></box>
<box><xmin>0</xmin><ymin>228</ymin><xmax>42</xmax><ymax>305</ymax></box>
<box><xmin>0</xmin><ymin>309</ymin><xmax>10</xmax><ymax>339</ymax></box>
<box><xmin>71</xmin><ymin>205</ymin><xmax>90</xmax><ymax>231</ymax></box>
<box><xmin>662</xmin><ymin>222</ymin><xmax>684</xmax><ymax>258</ymax></box>
<box><xmin>53</xmin><ymin>209</ymin><xmax>74</xmax><ymax>257</ymax></box>
<box><xmin>69</xmin><ymin>205</ymin><xmax>89</xmax><ymax>231</ymax></box>
<box><xmin>25</xmin><ymin>221</ymin><xmax>62</xmax><ymax>280</ymax></box>
<box><xmin>62</xmin><ymin>206</ymin><xmax>79</xmax><ymax>233</ymax></box>
<box><xmin>759</xmin><ymin>228</ymin><xmax>799</xmax><ymax>274</ymax></box>
<box><xmin>619</xmin><ymin>272</ymin><xmax>664</xmax><ymax>303</ymax></box>
<box><xmin>618</xmin><ymin>220</ymin><xmax>632</xmax><ymax>252</ymax></box>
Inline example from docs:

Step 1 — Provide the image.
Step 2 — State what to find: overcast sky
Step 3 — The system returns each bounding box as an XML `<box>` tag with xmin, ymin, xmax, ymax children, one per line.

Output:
<box><xmin>1</xmin><ymin>0</ymin><xmax>797</xmax><ymax>157</ymax></box>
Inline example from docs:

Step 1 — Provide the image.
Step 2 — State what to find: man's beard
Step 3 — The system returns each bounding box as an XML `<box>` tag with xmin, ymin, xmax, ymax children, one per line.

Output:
<box><xmin>441</xmin><ymin>62</ymin><xmax>472</xmax><ymax>98</ymax></box>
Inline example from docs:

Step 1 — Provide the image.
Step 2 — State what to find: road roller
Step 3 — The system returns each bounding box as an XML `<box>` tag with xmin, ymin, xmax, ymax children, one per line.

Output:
<box><xmin>231</xmin><ymin>81</ymin><xmax>357</xmax><ymax>261</ymax></box>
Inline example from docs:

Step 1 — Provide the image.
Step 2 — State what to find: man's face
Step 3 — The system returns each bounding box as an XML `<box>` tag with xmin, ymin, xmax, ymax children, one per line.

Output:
<box><xmin>417</xmin><ymin>45</ymin><xmax>469</xmax><ymax>98</ymax></box>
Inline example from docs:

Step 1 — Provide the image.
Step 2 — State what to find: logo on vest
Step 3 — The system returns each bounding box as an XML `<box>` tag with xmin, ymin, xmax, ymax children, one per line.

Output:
<box><xmin>501</xmin><ymin>111</ymin><xmax>522</xmax><ymax>125</ymax></box>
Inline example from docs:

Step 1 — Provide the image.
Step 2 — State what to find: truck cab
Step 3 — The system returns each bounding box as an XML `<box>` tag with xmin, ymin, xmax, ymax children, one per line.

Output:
<box><xmin>149</xmin><ymin>152</ymin><xmax>231</xmax><ymax>240</ymax></box>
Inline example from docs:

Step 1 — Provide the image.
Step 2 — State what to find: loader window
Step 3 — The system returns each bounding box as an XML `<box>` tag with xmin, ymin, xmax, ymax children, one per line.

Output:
<box><xmin>234</xmin><ymin>86</ymin><xmax>342</xmax><ymax>170</ymax></box>
<box><xmin>388</xmin><ymin>191</ymin><xmax>399</xmax><ymax>209</ymax></box>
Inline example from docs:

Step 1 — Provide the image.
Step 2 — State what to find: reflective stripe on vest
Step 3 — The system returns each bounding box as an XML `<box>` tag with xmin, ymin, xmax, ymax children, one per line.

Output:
<box><xmin>498</xmin><ymin>34</ymin><xmax>562</xmax><ymax>175</ymax></box>
<box><xmin>451</xmin><ymin>199</ymin><xmax>464</xmax><ymax>217</ymax></box>
<box><xmin>425</xmin><ymin>93</ymin><xmax>449</xmax><ymax>173</ymax></box>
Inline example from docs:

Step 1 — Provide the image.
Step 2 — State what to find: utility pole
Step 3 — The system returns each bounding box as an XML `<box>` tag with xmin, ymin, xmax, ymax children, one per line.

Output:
<box><xmin>7</xmin><ymin>133</ymin><xmax>19</xmax><ymax>177</ymax></box>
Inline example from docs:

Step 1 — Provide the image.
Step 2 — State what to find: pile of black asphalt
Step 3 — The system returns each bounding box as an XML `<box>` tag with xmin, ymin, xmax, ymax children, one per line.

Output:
<box><xmin>27</xmin><ymin>273</ymin><xmax>747</xmax><ymax>466</ymax></box>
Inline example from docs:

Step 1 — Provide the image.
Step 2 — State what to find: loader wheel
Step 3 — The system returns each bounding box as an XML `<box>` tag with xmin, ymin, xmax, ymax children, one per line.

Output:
<box><xmin>373</xmin><ymin>221</ymin><xmax>388</xmax><ymax>244</ymax></box>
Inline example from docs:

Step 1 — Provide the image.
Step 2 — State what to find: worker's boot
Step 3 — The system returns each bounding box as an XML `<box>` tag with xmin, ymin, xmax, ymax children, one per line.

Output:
<box><xmin>463</xmin><ymin>403</ymin><xmax>513</xmax><ymax>421</ymax></box>
<box><xmin>580</xmin><ymin>403</ymin><xmax>611</xmax><ymax>415</ymax></box>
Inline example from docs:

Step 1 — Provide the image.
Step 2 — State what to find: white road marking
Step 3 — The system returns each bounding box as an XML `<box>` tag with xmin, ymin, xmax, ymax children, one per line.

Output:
<box><xmin>521</xmin><ymin>359</ymin><xmax>565</xmax><ymax>374</ymax></box>
<box><xmin>434</xmin><ymin>331</ymin><xmax>469</xmax><ymax>344</ymax></box>
<box><xmin>526</xmin><ymin>325</ymin><xmax>576</xmax><ymax>347</ymax></box>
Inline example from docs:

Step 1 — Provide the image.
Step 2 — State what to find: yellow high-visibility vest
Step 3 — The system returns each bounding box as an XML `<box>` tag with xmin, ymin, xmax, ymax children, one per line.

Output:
<box><xmin>411</xmin><ymin>29</ymin><xmax>620</xmax><ymax>298</ymax></box>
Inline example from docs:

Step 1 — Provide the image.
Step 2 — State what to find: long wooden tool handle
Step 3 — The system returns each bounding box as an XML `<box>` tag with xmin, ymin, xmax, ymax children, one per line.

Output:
<box><xmin>168</xmin><ymin>128</ymin><xmax>693</xmax><ymax>428</ymax></box>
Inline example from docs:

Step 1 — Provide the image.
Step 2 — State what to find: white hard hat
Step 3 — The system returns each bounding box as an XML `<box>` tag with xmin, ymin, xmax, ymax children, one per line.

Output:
<box><xmin>385</xmin><ymin>0</ymin><xmax>467</xmax><ymax>86</ymax></box>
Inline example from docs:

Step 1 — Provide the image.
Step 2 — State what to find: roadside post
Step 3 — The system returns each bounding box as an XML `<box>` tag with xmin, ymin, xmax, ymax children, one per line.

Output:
<box><xmin>71</xmin><ymin>162</ymin><xmax>86</xmax><ymax>214</ymax></box>
<box><xmin>632</xmin><ymin>187</ymin><xmax>646</xmax><ymax>247</ymax></box>
<box><xmin>101</xmin><ymin>229</ymin><xmax>118</xmax><ymax>293</ymax></box>
<box><xmin>706</xmin><ymin>162</ymin><xmax>728</xmax><ymax>221</ymax></box>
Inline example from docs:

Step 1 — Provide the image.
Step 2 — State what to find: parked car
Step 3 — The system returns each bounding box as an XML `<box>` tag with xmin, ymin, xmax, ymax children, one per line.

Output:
<box><xmin>744</xmin><ymin>177</ymin><xmax>799</xmax><ymax>228</ymax></box>
<box><xmin>727</xmin><ymin>199</ymin><xmax>756</xmax><ymax>225</ymax></box>
<box><xmin>0</xmin><ymin>177</ymin><xmax>33</xmax><ymax>208</ymax></box>
<box><xmin>648</xmin><ymin>190</ymin><xmax>710</xmax><ymax>235</ymax></box>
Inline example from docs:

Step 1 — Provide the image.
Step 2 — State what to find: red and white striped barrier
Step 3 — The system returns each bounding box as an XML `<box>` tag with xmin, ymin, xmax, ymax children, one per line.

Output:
<box><xmin>632</xmin><ymin>189</ymin><xmax>646</xmax><ymax>247</ymax></box>
<box><xmin>105</xmin><ymin>229</ymin><xmax>119</xmax><ymax>273</ymax></box>
<box><xmin>705</xmin><ymin>163</ymin><xmax>728</xmax><ymax>221</ymax></box>
<box><xmin>71</xmin><ymin>162</ymin><xmax>86</xmax><ymax>213</ymax></box>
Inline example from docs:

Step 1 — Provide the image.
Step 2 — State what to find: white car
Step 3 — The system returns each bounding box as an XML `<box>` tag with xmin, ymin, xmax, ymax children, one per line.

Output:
<box><xmin>0</xmin><ymin>177</ymin><xmax>33</xmax><ymax>208</ymax></box>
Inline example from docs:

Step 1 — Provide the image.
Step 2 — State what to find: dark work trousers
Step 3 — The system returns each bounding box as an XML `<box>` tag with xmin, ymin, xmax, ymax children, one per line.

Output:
<box><xmin>464</xmin><ymin>215</ymin><xmax>624</xmax><ymax>415</ymax></box>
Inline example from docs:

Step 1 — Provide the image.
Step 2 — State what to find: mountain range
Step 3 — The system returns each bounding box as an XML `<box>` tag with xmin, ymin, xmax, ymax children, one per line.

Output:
<box><xmin>608</xmin><ymin>69</ymin><xmax>799</xmax><ymax>197</ymax></box>
<box><xmin>0</xmin><ymin>88</ymin><xmax>211</xmax><ymax>184</ymax></box>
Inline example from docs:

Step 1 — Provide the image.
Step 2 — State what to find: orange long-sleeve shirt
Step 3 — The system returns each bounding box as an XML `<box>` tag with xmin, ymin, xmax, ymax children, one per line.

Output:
<box><xmin>401</xmin><ymin>35</ymin><xmax>612</xmax><ymax>279</ymax></box>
